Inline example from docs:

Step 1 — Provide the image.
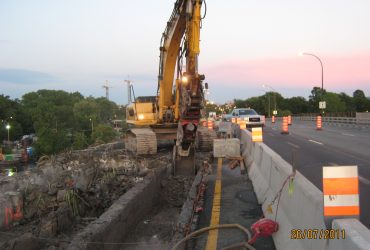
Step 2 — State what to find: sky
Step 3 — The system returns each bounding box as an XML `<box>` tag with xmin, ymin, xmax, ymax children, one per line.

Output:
<box><xmin>1</xmin><ymin>0</ymin><xmax>370</xmax><ymax>105</ymax></box>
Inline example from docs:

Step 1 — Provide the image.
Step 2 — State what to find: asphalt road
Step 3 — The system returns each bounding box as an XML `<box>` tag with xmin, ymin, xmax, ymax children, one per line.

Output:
<box><xmin>263</xmin><ymin>119</ymin><xmax>370</xmax><ymax>229</ymax></box>
<box><xmin>194</xmin><ymin>159</ymin><xmax>275</xmax><ymax>249</ymax></box>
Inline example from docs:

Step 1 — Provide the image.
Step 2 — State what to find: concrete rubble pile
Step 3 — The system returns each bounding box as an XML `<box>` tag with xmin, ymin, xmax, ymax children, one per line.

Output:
<box><xmin>161</xmin><ymin>176</ymin><xmax>193</xmax><ymax>207</ymax></box>
<box><xmin>0</xmin><ymin>144</ymin><xmax>171</xmax><ymax>249</ymax></box>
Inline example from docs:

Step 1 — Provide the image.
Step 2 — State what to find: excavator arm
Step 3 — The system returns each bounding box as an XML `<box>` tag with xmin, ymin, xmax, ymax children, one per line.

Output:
<box><xmin>157</xmin><ymin>0</ymin><xmax>205</xmax><ymax>156</ymax></box>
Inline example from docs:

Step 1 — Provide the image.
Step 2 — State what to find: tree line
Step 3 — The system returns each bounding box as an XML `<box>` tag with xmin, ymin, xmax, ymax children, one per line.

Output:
<box><xmin>1</xmin><ymin>90</ymin><xmax>125</xmax><ymax>155</ymax></box>
<box><xmin>206</xmin><ymin>87</ymin><xmax>370</xmax><ymax>117</ymax></box>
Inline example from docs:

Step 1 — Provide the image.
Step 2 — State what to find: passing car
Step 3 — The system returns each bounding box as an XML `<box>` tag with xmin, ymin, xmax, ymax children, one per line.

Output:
<box><xmin>223</xmin><ymin>108</ymin><xmax>265</xmax><ymax>128</ymax></box>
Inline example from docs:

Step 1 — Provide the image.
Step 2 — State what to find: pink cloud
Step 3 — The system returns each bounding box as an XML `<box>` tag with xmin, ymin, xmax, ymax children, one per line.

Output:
<box><xmin>203</xmin><ymin>52</ymin><xmax>370</xmax><ymax>92</ymax></box>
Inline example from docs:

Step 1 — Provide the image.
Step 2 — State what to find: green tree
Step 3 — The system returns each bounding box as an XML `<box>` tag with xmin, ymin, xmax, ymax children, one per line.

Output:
<box><xmin>73</xmin><ymin>98</ymin><xmax>100</xmax><ymax>132</ymax></box>
<box><xmin>95</xmin><ymin>97</ymin><xmax>119</xmax><ymax>122</ymax></box>
<box><xmin>245</xmin><ymin>96</ymin><xmax>265</xmax><ymax>114</ymax></box>
<box><xmin>91</xmin><ymin>124</ymin><xmax>117</xmax><ymax>144</ymax></box>
<box><xmin>353</xmin><ymin>89</ymin><xmax>369</xmax><ymax>112</ymax></box>
<box><xmin>73</xmin><ymin>132</ymin><xmax>89</xmax><ymax>150</ymax></box>
<box><xmin>21</xmin><ymin>90</ymin><xmax>83</xmax><ymax>154</ymax></box>
<box><xmin>308</xmin><ymin>87</ymin><xmax>326</xmax><ymax>112</ymax></box>
<box><xmin>34</xmin><ymin>129</ymin><xmax>71</xmax><ymax>155</ymax></box>
<box><xmin>284</xmin><ymin>97</ymin><xmax>309</xmax><ymax>114</ymax></box>
<box><xmin>322</xmin><ymin>92</ymin><xmax>346</xmax><ymax>113</ymax></box>
<box><xmin>338</xmin><ymin>92</ymin><xmax>355</xmax><ymax>112</ymax></box>
<box><xmin>0</xmin><ymin>95</ymin><xmax>26</xmax><ymax>140</ymax></box>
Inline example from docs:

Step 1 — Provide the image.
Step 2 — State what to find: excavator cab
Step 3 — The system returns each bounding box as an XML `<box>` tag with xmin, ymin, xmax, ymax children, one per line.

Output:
<box><xmin>126</xmin><ymin>96</ymin><xmax>157</xmax><ymax>127</ymax></box>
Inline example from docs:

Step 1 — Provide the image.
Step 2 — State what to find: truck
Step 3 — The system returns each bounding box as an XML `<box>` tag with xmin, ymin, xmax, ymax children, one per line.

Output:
<box><xmin>223</xmin><ymin>108</ymin><xmax>265</xmax><ymax>128</ymax></box>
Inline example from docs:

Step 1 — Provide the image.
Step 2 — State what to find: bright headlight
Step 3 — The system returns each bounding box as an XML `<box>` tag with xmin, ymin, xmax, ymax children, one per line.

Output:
<box><xmin>138</xmin><ymin>114</ymin><xmax>144</xmax><ymax>120</ymax></box>
<box><xmin>181</xmin><ymin>76</ymin><xmax>188</xmax><ymax>83</ymax></box>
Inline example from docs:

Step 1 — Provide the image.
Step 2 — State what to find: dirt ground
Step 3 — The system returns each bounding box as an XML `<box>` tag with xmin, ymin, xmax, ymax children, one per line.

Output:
<box><xmin>121</xmin><ymin>152</ymin><xmax>213</xmax><ymax>250</ymax></box>
<box><xmin>120</xmin><ymin>176</ymin><xmax>194</xmax><ymax>250</ymax></box>
<box><xmin>0</xmin><ymin>144</ymin><xmax>172</xmax><ymax>250</ymax></box>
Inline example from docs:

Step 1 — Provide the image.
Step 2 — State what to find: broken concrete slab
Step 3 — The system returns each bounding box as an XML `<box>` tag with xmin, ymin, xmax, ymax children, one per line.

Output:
<box><xmin>213</xmin><ymin>138</ymin><xmax>241</xmax><ymax>158</ymax></box>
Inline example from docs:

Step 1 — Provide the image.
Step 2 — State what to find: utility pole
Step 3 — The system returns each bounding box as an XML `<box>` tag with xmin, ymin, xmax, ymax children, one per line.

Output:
<box><xmin>102</xmin><ymin>80</ymin><xmax>112</xmax><ymax>100</ymax></box>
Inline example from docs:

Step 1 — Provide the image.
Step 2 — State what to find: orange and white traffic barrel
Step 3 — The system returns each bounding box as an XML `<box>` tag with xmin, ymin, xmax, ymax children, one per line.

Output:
<box><xmin>207</xmin><ymin>120</ymin><xmax>214</xmax><ymax>130</ymax></box>
<box><xmin>252</xmin><ymin>127</ymin><xmax>263</xmax><ymax>142</ymax></box>
<box><xmin>316</xmin><ymin>116</ymin><xmax>322</xmax><ymax>130</ymax></box>
<box><xmin>281</xmin><ymin>116</ymin><xmax>289</xmax><ymax>134</ymax></box>
<box><xmin>288</xmin><ymin>115</ymin><xmax>292</xmax><ymax>125</ymax></box>
<box><xmin>239</xmin><ymin>120</ymin><xmax>246</xmax><ymax>130</ymax></box>
<box><xmin>323</xmin><ymin>166</ymin><xmax>359</xmax><ymax>219</ymax></box>
<box><xmin>271</xmin><ymin>116</ymin><xmax>275</xmax><ymax>124</ymax></box>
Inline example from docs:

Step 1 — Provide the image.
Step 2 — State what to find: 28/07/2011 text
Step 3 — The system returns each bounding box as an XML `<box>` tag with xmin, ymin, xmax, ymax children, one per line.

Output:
<box><xmin>291</xmin><ymin>229</ymin><xmax>345</xmax><ymax>239</ymax></box>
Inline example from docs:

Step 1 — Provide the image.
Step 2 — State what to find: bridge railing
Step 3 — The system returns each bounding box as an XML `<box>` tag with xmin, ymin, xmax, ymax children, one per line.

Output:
<box><xmin>295</xmin><ymin>115</ymin><xmax>370</xmax><ymax>127</ymax></box>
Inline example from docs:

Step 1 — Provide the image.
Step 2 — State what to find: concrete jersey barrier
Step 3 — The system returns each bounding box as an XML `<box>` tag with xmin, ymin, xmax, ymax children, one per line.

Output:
<box><xmin>240</xmin><ymin>129</ymin><xmax>370</xmax><ymax>250</ymax></box>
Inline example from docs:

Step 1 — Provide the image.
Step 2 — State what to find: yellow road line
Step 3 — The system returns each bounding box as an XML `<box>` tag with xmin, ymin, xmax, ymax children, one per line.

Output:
<box><xmin>205</xmin><ymin>157</ymin><xmax>223</xmax><ymax>250</ymax></box>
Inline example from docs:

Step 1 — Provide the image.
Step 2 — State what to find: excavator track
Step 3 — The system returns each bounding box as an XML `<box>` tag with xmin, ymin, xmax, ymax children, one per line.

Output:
<box><xmin>195</xmin><ymin>126</ymin><xmax>217</xmax><ymax>152</ymax></box>
<box><xmin>125</xmin><ymin>128</ymin><xmax>157</xmax><ymax>155</ymax></box>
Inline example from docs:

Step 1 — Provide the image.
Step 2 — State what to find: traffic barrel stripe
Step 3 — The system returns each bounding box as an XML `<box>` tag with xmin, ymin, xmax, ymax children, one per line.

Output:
<box><xmin>323</xmin><ymin>177</ymin><xmax>358</xmax><ymax>195</ymax></box>
<box><xmin>207</xmin><ymin>120</ymin><xmax>214</xmax><ymax>129</ymax></box>
<box><xmin>252</xmin><ymin>127</ymin><xmax>263</xmax><ymax>142</ymax></box>
<box><xmin>323</xmin><ymin>194</ymin><xmax>359</xmax><ymax>207</ymax></box>
<box><xmin>323</xmin><ymin>166</ymin><xmax>358</xmax><ymax>178</ymax></box>
<box><xmin>324</xmin><ymin>206</ymin><xmax>360</xmax><ymax>216</ymax></box>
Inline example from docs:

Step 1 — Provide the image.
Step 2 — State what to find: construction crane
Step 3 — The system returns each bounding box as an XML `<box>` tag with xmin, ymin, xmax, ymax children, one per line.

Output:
<box><xmin>125</xmin><ymin>0</ymin><xmax>214</xmax><ymax>175</ymax></box>
<box><xmin>124</xmin><ymin>79</ymin><xmax>133</xmax><ymax>104</ymax></box>
<box><xmin>102</xmin><ymin>80</ymin><xmax>113</xmax><ymax>100</ymax></box>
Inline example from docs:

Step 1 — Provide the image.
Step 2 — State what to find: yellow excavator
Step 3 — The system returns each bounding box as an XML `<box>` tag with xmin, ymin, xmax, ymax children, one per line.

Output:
<box><xmin>126</xmin><ymin>0</ymin><xmax>214</xmax><ymax>175</ymax></box>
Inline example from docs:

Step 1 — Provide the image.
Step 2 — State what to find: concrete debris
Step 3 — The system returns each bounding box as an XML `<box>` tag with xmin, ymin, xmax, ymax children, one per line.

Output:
<box><xmin>161</xmin><ymin>176</ymin><xmax>194</xmax><ymax>207</ymax></box>
<box><xmin>0</xmin><ymin>143</ymin><xmax>171</xmax><ymax>249</ymax></box>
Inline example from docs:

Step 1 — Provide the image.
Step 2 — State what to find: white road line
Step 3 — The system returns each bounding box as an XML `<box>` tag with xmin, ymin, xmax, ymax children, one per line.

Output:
<box><xmin>271</xmin><ymin>127</ymin><xmax>277</xmax><ymax>131</ymax></box>
<box><xmin>287</xmin><ymin>142</ymin><xmax>300</xmax><ymax>149</ymax></box>
<box><xmin>328</xmin><ymin>162</ymin><xmax>338</xmax><ymax>166</ymax></box>
<box><xmin>342</xmin><ymin>133</ymin><xmax>355</xmax><ymax>137</ymax></box>
<box><xmin>308</xmin><ymin>139</ymin><xmax>324</xmax><ymax>145</ymax></box>
<box><xmin>359</xmin><ymin>176</ymin><xmax>370</xmax><ymax>186</ymax></box>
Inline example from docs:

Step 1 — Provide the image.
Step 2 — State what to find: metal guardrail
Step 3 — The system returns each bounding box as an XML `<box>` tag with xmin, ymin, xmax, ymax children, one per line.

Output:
<box><xmin>296</xmin><ymin>116</ymin><xmax>370</xmax><ymax>127</ymax></box>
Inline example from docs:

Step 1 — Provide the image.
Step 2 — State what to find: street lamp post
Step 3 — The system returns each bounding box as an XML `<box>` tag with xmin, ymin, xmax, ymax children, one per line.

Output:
<box><xmin>6</xmin><ymin>124</ymin><xmax>10</xmax><ymax>142</ymax></box>
<box><xmin>258</xmin><ymin>89</ymin><xmax>271</xmax><ymax>117</ymax></box>
<box><xmin>89</xmin><ymin>118</ymin><xmax>94</xmax><ymax>133</ymax></box>
<box><xmin>262</xmin><ymin>84</ymin><xmax>277</xmax><ymax>115</ymax></box>
<box><xmin>300</xmin><ymin>52</ymin><xmax>324</xmax><ymax>90</ymax></box>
